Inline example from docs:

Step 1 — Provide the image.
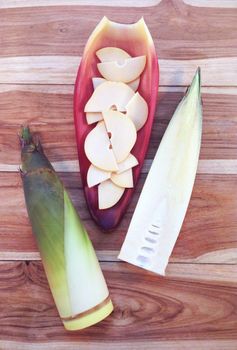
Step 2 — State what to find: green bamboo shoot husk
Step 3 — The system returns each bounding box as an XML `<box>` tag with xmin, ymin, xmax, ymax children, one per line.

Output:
<box><xmin>20</xmin><ymin>127</ymin><xmax>113</xmax><ymax>330</ymax></box>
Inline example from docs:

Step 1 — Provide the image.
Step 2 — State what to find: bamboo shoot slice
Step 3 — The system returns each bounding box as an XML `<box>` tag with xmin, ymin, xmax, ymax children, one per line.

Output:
<box><xmin>98</xmin><ymin>180</ymin><xmax>125</xmax><ymax>209</ymax></box>
<box><xmin>103</xmin><ymin>110</ymin><xmax>137</xmax><ymax>163</ymax></box>
<box><xmin>126</xmin><ymin>92</ymin><xmax>148</xmax><ymax>131</ymax></box>
<box><xmin>111</xmin><ymin>168</ymin><xmax>134</xmax><ymax>188</ymax></box>
<box><xmin>92</xmin><ymin>77</ymin><xmax>107</xmax><ymax>90</ymax></box>
<box><xmin>85</xmin><ymin>81</ymin><xmax>134</xmax><ymax>112</ymax></box>
<box><xmin>117</xmin><ymin>153</ymin><xmax>138</xmax><ymax>174</ymax></box>
<box><xmin>86</xmin><ymin>112</ymin><xmax>103</xmax><ymax>124</ymax></box>
<box><xmin>92</xmin><ymin>77</ymin><xmax>140</xmax><ymax>92</ymax></box>
<box><xmin>84</xmin><ymin>121</ymin><xmax>118</xmax><ymax>171</ymax></box>
<box><xmin>96</xmin><ymin>47</ymin><xmax>131</xmax><ymax>62</ymax></box>
<box><xmin>97</xmin><ymin>56</ymin><xmax>146</xmax><ymax>83</ymax></box>
<box><xmin>87</xmin><ymin>164</ymin><xmax>111</xmax><ymax>188</ymax></box>
<box><xmin>128</xmin><ymin>77</ymin><xmax>140</xmax><ymax>91</ymax></box>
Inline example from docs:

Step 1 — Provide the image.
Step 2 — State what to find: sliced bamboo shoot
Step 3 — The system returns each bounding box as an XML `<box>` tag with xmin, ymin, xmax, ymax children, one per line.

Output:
<box><xmin>84</xmin><ymin>121</ymin><xmax>118</xmax><ymax>171</ymax></box>
<box><xmin>117</xmin><ymin>153</ymin><xmax>138</xmax><ymax>174</ymax></box>
<box><xmin>111</xmin><ymin>168</ymin><xmax>134</xmax><ymax>188</ymax></box>
<box><xmin>85</xmin><ymin>81</ymin><xmax>134</xmax><ymax>112</ymax></box>
<box><xmin>74</xmin><ymin>16</ymin><xmax>159</xmax><ymax>229</ymax></box>
<box><xmin>126</xmin><ymin>92</ymin><xmax>148</xmax><ymax>131</ymax></box>
<box><xmin>97</xmin><ymin>56</ymin><xmax>146</xmax><ymax>83</ymax></box>
<box><xmin>92</xmin><ymin>76</ymin><xmax>140</xmax><ymax>92</ymax></box>
<box><xmin>103</xmin><ymin>110</ymin><xmax>137</xmax><ymax>163</ymax></box>
<box><xmin>87</xmin><ymin>164</ymin><xmax>111</xmax><ymax>188</ymax></box>
<box><xmin>92</xmin><ymin>77</ymin><xmax>107</xmax><ymax>90</ymax></box>
<box><xmin>128</xmin><ymin>77</ymin><xmax>140</xmax><ymax>92</ymax></box>
<box><xmin>98</xmin><ymin>180</ymin><xmax>125</xmax><ymax>209</ymax></box>
<box><xmin>86</xmin><ymin>112</ymin><xmax>103</xmax><ymax>124</ymax></box>
<box><xmin>96</xmin><ymin>47</ymin><xmax>131</xmax><ymax>63</ymax></box>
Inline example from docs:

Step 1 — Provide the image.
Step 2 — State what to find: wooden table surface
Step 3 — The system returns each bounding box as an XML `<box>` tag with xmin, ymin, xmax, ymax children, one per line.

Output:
<box><xmin>0</xmin><ymin>0</ymin><xmax>237</xmax><ymax>349</ymax></box>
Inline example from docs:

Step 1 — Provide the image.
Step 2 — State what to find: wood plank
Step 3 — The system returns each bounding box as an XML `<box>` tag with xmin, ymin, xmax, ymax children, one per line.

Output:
<box><xmin>0</xmin><ymin>1</ymin><xmax>237</xmax><ymax>60</ymax></box>
<box><xmin>0</xmin><ymin>0</ymin><xmax>161</xmax><ymax>8</ymax></box>
<box><xmin>0</xmin><ymin>56</ymin><xmax>237</xmax><ymax>86</ymax></box>
<box><xmin>2</xmin><ymin>248</ymin><xmax>237</xmax><ymax>264</ymax></box>
<box><xmin>0</xmin><ymin>1</ymin><xmax>236</xmax><ymax>348</ymax></box>
<box><xmin>2</xmin><ymin>84</ymin><xmax>237</xmax><ymax>95</ymax></box>
<box><xmin>183</xmin><ymin>0</ymin><xmax>237</xmax><ymax>8</ymax></box>
<box><xmin>1</xmin><ymin>172</ymin><xmax>237</xmax><ymax>263</ymax></box>
<box><xmin>2</xmin><ymin>0</ymin><xmax>237</xmax><ymax>9</ymax></box>
<box><xmin>0</xmin><ymin>261</ymin><xmax>236</xmax><ymax>347</ymax></box>
<box><xmin>160</xmin><ymin>86</ymin><xmax>237</xmax><ymax>94</ymax></box>
<box><xmin>0</xmin><ymin>88</ymin><xmax>237</xmax><ymax>168</ymax></box>
<box><xmin>0</xmin><ymin>85</ymin><xmax>78</xmax><ymax>165</ymax></box>
<box><xmin>1</xmin><ymin>340</ymin><xmax>237</xmax><ymax>350</ymax></box>
<box><xmin>2</xmin><ymin>159</ymin><xmax>237</xmax><ymax>175</ymax></box>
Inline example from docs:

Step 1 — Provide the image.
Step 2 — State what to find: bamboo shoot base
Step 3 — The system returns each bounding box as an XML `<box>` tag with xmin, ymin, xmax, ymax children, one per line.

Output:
<box><xmin>62</xmin><ymin>296</ymin><xmax>113</xmax><ymax>331</ymax></box>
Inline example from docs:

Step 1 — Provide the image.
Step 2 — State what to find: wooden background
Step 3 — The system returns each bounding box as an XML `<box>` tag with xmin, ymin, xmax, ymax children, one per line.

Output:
<box><xmin>0</xmin><ymin>0</ymin><xmax>237</xmax><ymax>349</ymax></box>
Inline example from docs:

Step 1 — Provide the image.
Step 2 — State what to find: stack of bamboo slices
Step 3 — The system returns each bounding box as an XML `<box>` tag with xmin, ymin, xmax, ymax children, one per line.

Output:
<box><xmin>84</xmin><ymin>47</ymin><xmax>148</xmax><ymax>209</ymax></box>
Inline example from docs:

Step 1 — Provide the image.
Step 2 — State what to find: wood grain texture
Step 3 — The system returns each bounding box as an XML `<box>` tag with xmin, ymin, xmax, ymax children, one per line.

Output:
<box><xmin>2</xmin><ymin>248</ymin><xmax>237</xmax><ymax>264</ymax></box>
<box><xmin>0</xmin><ymin>1</ymin><xmax>237</xmax><ymax>59</ymax></box>
<box><xmin>1</xmin><ymin>56</ymin><xmax>237</xmax><ymax>86</ymax></box>
<box><xmin>0</xmin><ymin>0</ymin><xmax>162</xmax><ymax>8</ymax></box>
<box><xmin>2</xmin><ymin>84</ymin><xmax>237</xmax><ymax>94</ymax></box>
<box><xmin>1</xmin><ymin>172</ymin><xmax>237</xmax><ymax>263</ymax></box>
<box><xmin>0</xmin><ymin>0</ymin><xmax>237</xmax><ymax>347</ymax></box>
<box><xmin>0</xmin><ymin>261</ymin><xmax>236</xmax><ymax>348</ymax></box>
<box><xmin>183</xmin><ymin>0</ymin><xmax>237</xmax><ymax>8</ymax></box>
<box><xmin>2</xmin><ymin>159</ymin><xmax>237</xmax><ymax>175</ymax></box>
<box><xmin>2</xmin><ymin>0</ymin><xmax>237</xmax><ymax>8</ymax></box>
<box><xmin>1</xmin><ymin>88</ymin><xmax>237</xmax><ymax>168</ymax></box>
<box><xmin>2</xmin><ymin>340</ymin><xmax>237</xmax><ymax>350</ymax></box>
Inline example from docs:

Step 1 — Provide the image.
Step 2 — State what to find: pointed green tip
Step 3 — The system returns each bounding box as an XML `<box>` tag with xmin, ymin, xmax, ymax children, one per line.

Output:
<box><xmin>186</xmin><ymin>67</ymin><xmax>201</xmax><ymax>98</ymax></box>
<box><xmin>195</xmin><ymin>66</ymin><xmax>201</xmax><ymax>87</ymax></box>
<box><xmin>20</xmin><ymin>126</ymin><xmax>33</xmax><ymax>146</ymax></box>
<box><xmin>192</xmin><ymin>67</ymin><xmax>201</xmax><ymax>89</ymax></box>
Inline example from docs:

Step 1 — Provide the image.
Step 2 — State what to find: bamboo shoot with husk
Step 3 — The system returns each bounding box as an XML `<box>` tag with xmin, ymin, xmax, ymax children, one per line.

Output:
<box><xmin>119</xmin><ymin>68</ymin><xmax>202</xmax><ymax>275</ymax></box>
<box><xmin>20</xmin><ymin>127</ymin><xmax>113</xmax><ymax>330</ymax></box>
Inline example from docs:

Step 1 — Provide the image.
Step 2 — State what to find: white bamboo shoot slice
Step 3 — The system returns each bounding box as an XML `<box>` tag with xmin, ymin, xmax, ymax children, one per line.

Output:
<box><xmin>128</xmin><ymin>77</ymin><xmax>140</xmax><ymax>92</ymax></box>
<box><xmin>85</xmin><ymin>81</ymin><xmax>134</xmax><ymax>112</ymax></box>
<box><xmin>98</xmin><ymin>180</ymin><xmax>125</xmax><ymax>209</ymax></box>
<box><xmin>97</xmin><ymin>56</ymin><xmax>146</xmax><ymax>83</ymax></box>
<box><xmin>117</xmin><ymin>153</ymin><xmax>138</xmax><ymax>174</ymax></box>
<box><xmin>84</xmin><ymin>121</ymin><xmax>118</xmax><ymax>172</ymax></box>
<box><xmin>96</xmin><ymin>47</ymin><xmax>130</xmax><ymax>63</ymax></box>
<box><xmin>111</xmin><ymin>169</ymin><xmax>134</xmax><ymax>188</ymax></box>
<box><xmin>126</xmin><ymin>92</ymin><xmax>148</xmax><ymax>131</ymax></box>
<box><xmin>92</xmin><ymin>77</ymin><xmax>106</xmax><ymax>90</ymax></box>
<box><xmin>86</xmin><ymin>112</ymin><xmax>103</xmax><ymax>124</ymax></box>
<box><xmin>92</xmin><ymin>77</ymin><xmax>140</xmax><ymax>92</ymax></box>
<box><xmin>103</xmin><ymin>110</ymin><xmax>137</xmax><ymax>163</ymax></box>
<box><xmin>87</xmin><ymin>164</ymin><xmax>111</xmax><ymax>188</ymax></box>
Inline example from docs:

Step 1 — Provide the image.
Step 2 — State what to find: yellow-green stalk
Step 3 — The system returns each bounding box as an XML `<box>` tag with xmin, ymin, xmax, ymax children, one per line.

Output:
<box><xmin>20</xmin><ymin>127</ymin><xmax>113</xmax><ymax>330</ymax></box>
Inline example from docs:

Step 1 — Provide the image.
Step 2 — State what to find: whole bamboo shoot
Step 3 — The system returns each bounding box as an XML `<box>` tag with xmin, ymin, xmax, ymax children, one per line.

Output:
<box><xmin>20</xmin><ymin>127</ymin><xmax>113</xmax><ymax>330</ymax></box>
